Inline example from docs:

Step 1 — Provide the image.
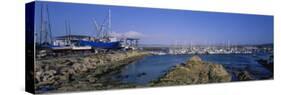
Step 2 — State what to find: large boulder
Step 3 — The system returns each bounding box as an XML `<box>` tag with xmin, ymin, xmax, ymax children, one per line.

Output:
<box><xmin>152</xmin><ymin>56</ymin><xmax>231</xmax><ymax>86</ymax></box>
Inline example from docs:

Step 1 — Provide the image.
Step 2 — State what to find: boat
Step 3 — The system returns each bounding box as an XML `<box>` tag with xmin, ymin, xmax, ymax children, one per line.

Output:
<box><xmin>78</xmin><ymin>40</ymin><xmax>120</xmax><ymax>49</ymax></box>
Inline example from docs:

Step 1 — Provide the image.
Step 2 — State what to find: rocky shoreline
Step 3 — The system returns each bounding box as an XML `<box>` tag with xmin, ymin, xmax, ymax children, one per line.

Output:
<box><xmin>35</xmin><ymin>51</ymin><xmax>150</xmax><ymax>93</ymax></box>
<box><xmin>35</xmin><ymin>53</ymin><xmax>273</xmax><ymax>93</ymax></box>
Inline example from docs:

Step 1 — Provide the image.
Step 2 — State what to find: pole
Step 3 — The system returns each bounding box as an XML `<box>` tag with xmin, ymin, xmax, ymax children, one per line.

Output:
<box><xmin>65</xmin><ymin>20</ymin><xmax>68</xmax><ymax>42</ymax></box>
<box><xmin>46</xmin><ymin>5</ymin><xmax>53</xmax><ymax>44</ymax></box>
<box><xmin>109</xmin><ymin>9</ymin><xmax>111</xmax><ymax>37</ymax></box>
<box><xmin>40</xmin><ymin>4</ymin><xmax>43</xmax><ymax>44</ymax></box>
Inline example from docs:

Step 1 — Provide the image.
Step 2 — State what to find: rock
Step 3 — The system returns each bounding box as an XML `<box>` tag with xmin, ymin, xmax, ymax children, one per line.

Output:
<box><xmin>151</xmin><ymin>56</ymin><xmax>231</xmax><ymax>86</ymax></box>
<box><xmin>58</xmin><ymin>75</ymin><xmax>69</xmax><ymax>81</ymax></box>
<box><xmin>237</xmin><ymin>71</ymin><xmax>254</xmax><ymax>81</ymax></box>
<box><xmin>59</xmin><ymin>67</ymin><xmax>75</xmax><ymax>75</ymax></box>
<box><xmin>36</xmin><ymin>70</ymin><xmax>57</xmax><ymax>85</ymax></box>
<box><xmin>64</xmin><ymin>59</ymin><xmax>76</xmax><ymax>66</ymax></box>
<box><xmin>86</xmin><ymin>75</ymin><xmax>97</xmax><ymax>83</ymax></box>
<box><xmin>72</xmin><ymin>63</ymin><xmax>88</xmax><ymax>73</ymax></box>
<box><xmin>208</xmin><ymin>64</ymin><xmax>231</xmax><ymax>82</ymax></box>
<box><xmin>189</xmin><ymin>55</ymin><xmax>202</xmax><ymax>62</ymax></box>
<box><xmin>35</xmin><ymin>70</ymin><xmax>43</xmax><ymax>83</ymax></box>
<box><xmin>43</xmin><ymin>70</ymin><xmax>55</xmax><ymax>81</ymax></box>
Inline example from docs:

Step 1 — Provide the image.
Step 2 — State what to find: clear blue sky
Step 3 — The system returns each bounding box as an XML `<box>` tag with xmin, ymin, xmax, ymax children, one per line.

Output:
<box><xmin>35</xmin><ymin>1</ymin><xmax>273</xmax><ymax>45</ymax></box>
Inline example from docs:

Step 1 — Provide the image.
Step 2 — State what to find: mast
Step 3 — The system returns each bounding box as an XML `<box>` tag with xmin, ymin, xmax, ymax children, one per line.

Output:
<box><xmin>43</xmin><ymin>4</ymin><xmax>48</xmax><ymax>45</ymax></box>
<box><xmin>40</xmin><ymin>4</ymin><xmax>43</xmax><ymax>44</ymax></box>
<box><xmin>91</xmin><ymin>9</ymin><xmax>112</xmax><ymax>39</ymax></box>
<box><xmin>68</xmin><ymin>20</ymin><xmax>72</xmax><ymax>40</ymax></box>
<box><xmin>46</xmin><ymin>5</ymin><xmax>53</xmax><ymax>44</ymax></box>
<box><xmin>92</xmin><ymin>18</ymin><xmax>101</xmax><ymax>38</ymax></box>
<box><xmin>44</xmin><ymin>20</ymin><xmax>48</xmax><ymax>44</ymax></box>
<box><xmin>108</xmin><ymin>9</ymin><xmax>111</xmax><ymax>37</ymax></box>
<box><xmin>39</xmin><ymin>4</ymin><xmax>53</xmax><ymax>45</ymax></box>
<box><xmin>65</xmin><ymin>20</ymin><xmax>69</xmax><ymax>42</ymax></box>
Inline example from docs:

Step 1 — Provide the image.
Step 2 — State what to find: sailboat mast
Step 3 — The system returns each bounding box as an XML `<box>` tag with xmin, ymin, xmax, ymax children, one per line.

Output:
<box><xmin>109</xmin><ymin>9</ymin><xmax>112</xmax><ymax>36</ymax></box>
<box><xmin>65</xmin><ymin>20</ymin><xmax>68</xmax><ymax>42</ymax></box>
<box><xmin>40</xmin><ymin>4</ymin><xmax>43</xmax><ymax>44</ymax></box>
<box><xmin>46</xmin><ymin>5</ymin><xmax>53</xmax><ymax>44</ymax></box>
<box><xmin>68</xmin><ymin>21</ymin><xmax>72</xmax><ymax>40</ymax></box>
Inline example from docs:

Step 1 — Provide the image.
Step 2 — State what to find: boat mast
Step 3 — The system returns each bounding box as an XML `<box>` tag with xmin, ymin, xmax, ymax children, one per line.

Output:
<box><xmin>91</xmin><ymin>9</ymin><xmax>112</xmax><ymax>39</ymax></box>
<box><xmin>46</xmin><ymin>5</ymin><xmax>53</xmax><ymax>44</ymax></box>
<box><xmin>39</xmin><ymin>4</ymin><xmax>53</xmax><ymax>45</ymax></box>
<box><xmin>68</xmin><ymin>20</ymin><xmax>72</xmax><ymax>40</ymax></box>
<box><xmin>65</xmin><ymin>20</ymin><xmax>68</xmax><ymax>42</ymax></box>
<box><xmin>40</xmin><ymin>4</ymin><xmax>43</xmax><ymax>44</ymax></box>
<box><xmin>64</xmin><ymin>20</ymin><xmax>72</xmax><ymax>45</ymax></box>
<box><xmin>92</xmin><ymin>17</ymin><xmax>101</xmax><ymax>38</ymax></box>
<box><xmin>108</xmin><ymin>9</ymin><xmax>111</xmax><ymax>37</ymax></box>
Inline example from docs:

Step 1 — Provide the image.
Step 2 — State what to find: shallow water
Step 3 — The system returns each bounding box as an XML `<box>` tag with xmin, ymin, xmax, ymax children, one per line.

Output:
<box><xmin>112</xmin><ymin>54</ymin><xmax>273</xmax><ymax>85</ymax></box>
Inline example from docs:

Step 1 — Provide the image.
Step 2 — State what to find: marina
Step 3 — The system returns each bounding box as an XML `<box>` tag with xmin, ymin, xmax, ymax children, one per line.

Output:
<box><xmin>27</xmin><ymin>1</ymin><xmax>274</xmax><ymax>94</ymax></box>
<box><xmin>146</xmin><ymin>44</ymin><xmax>272</xmax><ymax>55</ymax></box>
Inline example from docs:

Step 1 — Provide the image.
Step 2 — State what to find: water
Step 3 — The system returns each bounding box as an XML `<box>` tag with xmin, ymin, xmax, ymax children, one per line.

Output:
<box><xmin>112</xmin><ymin>54</ymin><xmax>273</xmax><ymax>85</ymax></box>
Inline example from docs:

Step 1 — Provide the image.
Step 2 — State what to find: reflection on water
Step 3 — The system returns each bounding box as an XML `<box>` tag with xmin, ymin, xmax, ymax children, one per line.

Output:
<box><xmin>112</xmin><ymin>54</ymin><xmax>272</xmax><ymax>85</ymax></box>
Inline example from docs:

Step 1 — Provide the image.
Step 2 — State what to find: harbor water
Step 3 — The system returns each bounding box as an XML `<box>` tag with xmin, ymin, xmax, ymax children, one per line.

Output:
<box><xmin>111</xmin><ymin>53</ymin><xmax>273</xmax><ymax>85</ymax></box>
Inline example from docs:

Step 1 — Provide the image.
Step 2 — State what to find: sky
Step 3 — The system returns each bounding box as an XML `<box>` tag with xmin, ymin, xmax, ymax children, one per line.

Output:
<box><xmin>34</xmin><ymin>1</ymin><xmax>274</xmax><ymax>45</ymax></box>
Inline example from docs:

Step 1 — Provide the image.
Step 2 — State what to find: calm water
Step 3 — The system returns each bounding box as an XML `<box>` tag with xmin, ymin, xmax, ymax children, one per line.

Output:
<box><xmin>112</xmin><ymin>53</ymin><xmax>273</xmax><ymax>85</ymax></box>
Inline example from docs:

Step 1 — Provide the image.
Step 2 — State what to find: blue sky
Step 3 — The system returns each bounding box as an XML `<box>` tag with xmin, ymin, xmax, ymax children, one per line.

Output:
<box><xmin>35</xmin><ymin>1</ymin><xmax>273</xmax><ymax>45</ymax></box>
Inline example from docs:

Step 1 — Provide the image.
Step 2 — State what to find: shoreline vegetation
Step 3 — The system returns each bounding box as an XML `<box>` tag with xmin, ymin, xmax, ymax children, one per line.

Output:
<box><xmin>35</xmin><ymin>51</ymin><xmax>273</xmax><ymax>93</ymax></box>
